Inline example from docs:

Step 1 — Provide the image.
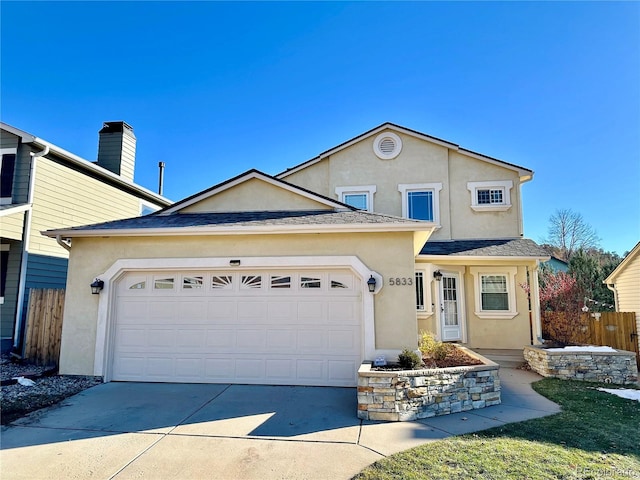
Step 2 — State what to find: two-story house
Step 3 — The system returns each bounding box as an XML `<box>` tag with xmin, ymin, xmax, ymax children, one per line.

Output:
<box><xmin>44</xmin><ymin>123</ymin><xmax>548</xmax><ymax>387</ymax></box>
<box><xmin>0</xmin><ymin>121</ymin><xmax>171</xmax><ymax>353</ymax></box>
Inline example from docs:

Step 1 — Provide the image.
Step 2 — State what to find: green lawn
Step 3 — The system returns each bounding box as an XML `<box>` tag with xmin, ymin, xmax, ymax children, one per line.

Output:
<box><xmin>354</xmin><ymin>379</ymin><xmax>640</xmax><ymax>480</ymax></box>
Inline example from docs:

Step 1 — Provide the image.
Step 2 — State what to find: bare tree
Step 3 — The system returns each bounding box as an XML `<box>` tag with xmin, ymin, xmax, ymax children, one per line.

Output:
<box><xmin>544</xmin><ymin>209</ymin><xmax>600</xmax><ymax>261</ymax></box>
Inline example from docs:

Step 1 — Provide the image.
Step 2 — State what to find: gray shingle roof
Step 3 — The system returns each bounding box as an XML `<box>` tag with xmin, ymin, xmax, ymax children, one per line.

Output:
<box><xmin>420</xmin><ymin>238</ymin><xmax>549</xmax><ymax>257</ymax></box>
<box><xmin>49</xmin><ymin>209</ymin><xmax>427</xmax><ymax>234</ymax></box>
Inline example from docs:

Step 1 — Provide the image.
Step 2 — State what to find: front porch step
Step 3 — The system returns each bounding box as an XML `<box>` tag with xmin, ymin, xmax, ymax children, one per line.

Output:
<box><xmin>471</xmin><ymin>348</ymin><xmax>525</xmax><ymax>368</ymax></box>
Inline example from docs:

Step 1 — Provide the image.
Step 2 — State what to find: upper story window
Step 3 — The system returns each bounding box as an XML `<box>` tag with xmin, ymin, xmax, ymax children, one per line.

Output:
<box><xmin>335</xmin><ymin>185</ymin><xmax>376</xmax><ymax>212</ymax></box>
<box><xmin>0</xmin><ymin>149</ymin><xmax>17</xmax><ymax>205</ymax></box>
<box><xmin>398</xmin><ymin>183</ymin><xmax>443</xmax><ymax>224</ymax></box>
<box><xmin>467</xmin><ymin>180</ymin><xmax>513</xmax><ymax>212</ymax></box>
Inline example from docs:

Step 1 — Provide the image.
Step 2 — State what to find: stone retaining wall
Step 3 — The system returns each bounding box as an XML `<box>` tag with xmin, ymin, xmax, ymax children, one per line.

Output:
<box><xmin>357</xmin><ymin>348</ymin><xmax>500</xmax><ymax>422</ymax></box>
<box><xmin>524</xmin><ymin>345</ymin><xmax>638</xmax><ymax>385</ymax></box>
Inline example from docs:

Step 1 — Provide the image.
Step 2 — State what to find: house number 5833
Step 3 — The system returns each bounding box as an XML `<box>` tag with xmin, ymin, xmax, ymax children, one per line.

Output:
<box><xmin>388</xmin><ymin>277</ymin><xmax>413</xmax><ymax>286</ymax></box>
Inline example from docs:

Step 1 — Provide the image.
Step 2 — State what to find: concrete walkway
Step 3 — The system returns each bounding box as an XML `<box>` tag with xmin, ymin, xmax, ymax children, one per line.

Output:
<box><xmin>0</xmin><ymin>368</ymin><xmax>560</xmax><ymax>480</ymax></box>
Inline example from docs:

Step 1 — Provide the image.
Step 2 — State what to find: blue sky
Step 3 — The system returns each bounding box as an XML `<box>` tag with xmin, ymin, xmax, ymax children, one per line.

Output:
<box><xmin>2</xmin><ymin>2</ymin><xmax>638</xmax><ymax>255</ymax></box>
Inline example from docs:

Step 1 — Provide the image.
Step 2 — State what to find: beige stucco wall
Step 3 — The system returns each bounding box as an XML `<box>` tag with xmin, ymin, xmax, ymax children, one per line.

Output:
<box><xmin>282</xmin><ymin>130</ymin><xmax>525</xmax><ymax>240</ymax></box>
<box><xmin>180</xmin><ymin>178</ymin><xmax>333</xmax><ymax>213</ymax></box>
<box><xmin>415</xmin><ymin>260</ymin><xmax>535</xmax><ymax>350</ymax></box>
<box><xmin>60</xmin><ymin>231</ymin><xmax>420</xmax><ymax>375</ymax></box>
<box><xmin>448</xmin><ymin>151</ymin><xmax>522</xmax><ymax>239</ymax></box>
<box><xmin>30</xmin><ymin>157</ymin><xmax>151</xmax><ymax>259</ymax></box>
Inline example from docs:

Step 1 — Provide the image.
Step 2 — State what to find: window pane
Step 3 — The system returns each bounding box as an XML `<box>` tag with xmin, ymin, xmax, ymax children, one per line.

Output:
<box><xmin>490</xmin><ymin>189</ymin><xmax>503</xmax><ymax>204</ymax></box>
<box><xmin>183</xmin><ymin>276</ymin><xmax>203</xmax><ymax>289</ymax></box>
<box><xmin>1</xmin><ymin>154</ymin><xmax>16</xmax><ymax>198</ymax></box>
<box><xmin>407</xmin><ymin>191</ymin><xmax>433</xmax><ymax>221</ymax></box>
<box><xmin>481</xmin><ymin>275</ymin><xmax>508</xmax><ymax>310</ymax></box>
<box><xmin>212</xmin><ymin>275</ymin><xmax>233</xmax><ymax>289</ymax></box>
<box><xmin>344</xmin><ymin>193</ymin><xmax>367</xmax><ymax>210</ymax></box>
<box><xmin>241</xmin><ymin>275</ymin><xmax>262</xmax><ymax>289</ymax></box>
<box><xmin>154</xmin><ymin>278</ymin><xmax>174</xmax><ymax>289</ymax></box>
<box><xmin>415</xmin><ymin>272</ymin><xmax>424</xmax><ymax>310</ymax></box>
<box><xmin>481</xmin><ymin>275</ymin><xmax>507</xmax><ymax>293</ymax></box>
<box><xmin>482</xmin><ymin>293</ymin><xmax>509</xmax><ymax>310</ymax></box>
<box><xmin>270</xmin><ymin>275</ymin><xmax>291</xmax><ymax>288</ymax></box>
<box><xmin>129</xmin><ymin>281</ymin><xmax>146</xmax><ymax>290</ymax></box>
<box><xmin>477</xmin><ymin>189</ymin><xmax>491</xmax><ymax>204</ymax></box>
<box><xmin>301</xmin><ymin>276</ymin><xmax>321</xmax><ymax>288</ymax></box>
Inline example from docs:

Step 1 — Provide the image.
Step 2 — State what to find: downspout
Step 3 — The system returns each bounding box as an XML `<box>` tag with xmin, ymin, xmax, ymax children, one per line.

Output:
<box><xmin>13</xmin><ymin>144</ymin><xmax>49</xmax><ymax>352</ymax></box>
<box><xmin>56</xmin><ymin>235</ymin><xmax>71</xmax><ymax>252</ymax></box>
<box><xmin>606</xmin><ymin>283</ymin><xmax>618</xmax><ymax>310</ymax></box>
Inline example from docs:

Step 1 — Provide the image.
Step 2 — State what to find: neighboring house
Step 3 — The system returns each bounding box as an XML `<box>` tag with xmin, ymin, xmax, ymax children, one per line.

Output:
<box><xmin>45</xmin><ymin>123</ymin><xmax>549</xmax><ymax>387</ymax></box>
<box><xmin>604</xmin><ymin>241</ymin><xmax>640</xmax><ymax>350</ymax></box>
<box><xmin>0</xmin><ymin>121</ymin><xmax>171</xmax><ymax>352</ymax></box>
<box><xmin>545</xmin><ymin>256</ymin><xmax>569</xmax><ymax>272</ymax></box>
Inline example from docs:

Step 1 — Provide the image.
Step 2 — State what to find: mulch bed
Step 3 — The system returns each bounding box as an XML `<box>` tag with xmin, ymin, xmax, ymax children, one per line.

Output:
<box><xmin>0</xmin><ymin>354</ymin><xmax>102</xmax><ymax>425</ymax></box>
<box><xmin>372</xmin><ymin>348</ymin><xmax>483</xmax><ymax>371</ymax></box>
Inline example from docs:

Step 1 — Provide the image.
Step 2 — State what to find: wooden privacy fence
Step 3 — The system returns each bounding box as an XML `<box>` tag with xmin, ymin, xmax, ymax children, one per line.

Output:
<box><xmin>24</xmin><ymin>288</ymin><xmax>65</xmax><ymax>366</ymax></box>
<box><xmin>542</xmin><ymin>311</ymin><xmax>639</xmax><ymax>367</ymax></box>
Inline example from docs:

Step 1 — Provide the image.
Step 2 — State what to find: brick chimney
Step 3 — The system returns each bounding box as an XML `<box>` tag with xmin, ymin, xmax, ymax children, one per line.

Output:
<box><xmin>96</xmin><ymin>121</ymin><xmax>136</xmax><ymax>182</ymax></box>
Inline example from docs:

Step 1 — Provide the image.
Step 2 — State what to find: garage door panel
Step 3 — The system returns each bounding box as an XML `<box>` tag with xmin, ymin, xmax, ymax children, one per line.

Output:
<box><xmin>112</xmin><ymin>270</ymin><xmax>363</xmax><ymax>386</ymax></box>
<box><xmin>205</xmin><ymin>358</ymin><xmax>234</xmax><ymax>379</ymax></box>
<box><xmin>207</xmin><ymin>300</ymin><xmax>237</xmax><ymax>319</ymax></box>
<box><xmin>147</xmin><ymin>300</ymin><xmax>179</xmax><ymax>321</ymax></box>
<box><xmin>116</xmin><ymin>328</ymin><xmax>147</xmax><ymax>348</ymax></box>
<box><xmin>266</xmin><ymin>329</ymin><xmax>296</xmax><ymax>349</ymax></box>
<box><xmin>297</xmin><ymin>330</ymin><xmax>326</xmax><ymax>350</ymax></box>
<box><xmin>205</xmin><ymin>329</ymin><xmax>236</xmax><ymax>348</ymax></box>
<box><xmin>148</xmin><ymin>329</ymin><xmax>175</xmax><ymax>347</ymax></box>
<box><xmin>175</xmin><ymin>358</ymin><xmax>204</xmax><ymax>378</ymax></box>
<box><xmin>296</xmin><ymin>359</ymin><xmax>325</xmax><ymax>382</ymax></box>
<box><xmin>266</xmin><ymin>359</ymin><xmax>294</xmax><ymax>380</ymax></box>
<box><xmin>177</xmin><ymin>329</ymin><xmax>206</xmax><ymax>348</ymax></box>
<box><xmin>178</xmin><ymin>301</ymin><xmax>207</xmax><ymax>321</ymax></box>
<box><xmin>328</xmin><ymin>360</ymin><xmax>359</xmax><ymax>383</ymax></box>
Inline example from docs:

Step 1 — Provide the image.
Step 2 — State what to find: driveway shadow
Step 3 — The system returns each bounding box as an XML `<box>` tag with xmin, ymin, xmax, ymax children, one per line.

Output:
<box><xmin>1</xmin><ymin>383</ymin><xmax>360</xmax><ymax>449</ymax></box>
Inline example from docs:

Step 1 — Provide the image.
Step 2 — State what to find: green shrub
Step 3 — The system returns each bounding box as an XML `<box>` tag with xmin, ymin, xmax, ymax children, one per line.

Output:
<box><xmin>419</xmin><ymin>331</ymin><xmax>454</xmax><ymax>361</ymax></box>
<box><xmin>398</xmin><ymin>348</ymin><xmax>422</xmax><ymax>370</ymax></box>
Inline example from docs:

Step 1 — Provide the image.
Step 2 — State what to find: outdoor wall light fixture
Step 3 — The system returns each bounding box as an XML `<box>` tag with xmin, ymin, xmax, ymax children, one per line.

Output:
<box><xmin>229</xmin><ymin>259</ymin><xmax>241</xmax><ymax>266</ymax></box>
<box><xmin>367</xmin><ymin>275</ymin><xmax>377</xmax><ymax>293</ymax></box>
<box><xmin>433</xmin><ymin>270</ymin><xmax>443</xmax><ymax>281</ymax></box>
<box><xmin>90</xmin><ymin>278</ymin><xmax>104</xmax><ymax>294</ymax></box>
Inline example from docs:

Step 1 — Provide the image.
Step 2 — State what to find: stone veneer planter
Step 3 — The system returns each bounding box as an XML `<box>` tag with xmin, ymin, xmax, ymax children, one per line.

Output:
<box><xmin>357</xmin><ymin>347</ymin><xmax>500</xmax><ymax>422</ymax></box>
<box><xmin>524</xmin><ymin>345</ymin><xmax>639</xmax><ymax>385</ymax></box>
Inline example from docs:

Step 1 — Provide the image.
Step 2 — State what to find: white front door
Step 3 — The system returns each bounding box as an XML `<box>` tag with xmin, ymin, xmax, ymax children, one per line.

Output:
<box><xmin>439</xmin><ymin>273</ymin><xmax>462</xmax><ymax>341</ymax></box>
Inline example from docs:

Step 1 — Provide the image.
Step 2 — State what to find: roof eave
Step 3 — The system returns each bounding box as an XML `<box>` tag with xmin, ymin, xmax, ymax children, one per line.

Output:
<box><xmin>604</xmin><ymin>241</ymin><xmax>640</xmax><ymax>284</ymax></box>
<box><xmin>44</xmin><ymin>223</ymin><xmax>436</xmax><ymax>239</ymax></box>
<box><xmin>1</xmin><ymin>122</ymin><xmax>172</xmax><ymax>207</ymax></box>
<box><xmin>417</xmin><ymin>254</ymin><xmax>550</xmax><ymax>263</ymax></box>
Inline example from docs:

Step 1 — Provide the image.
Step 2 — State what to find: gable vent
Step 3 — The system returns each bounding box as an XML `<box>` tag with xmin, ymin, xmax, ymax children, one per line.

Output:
<box><xmin>373</xmin><ymin>132</ymin><xmax>402</xmax><ymax>160</ymax></box>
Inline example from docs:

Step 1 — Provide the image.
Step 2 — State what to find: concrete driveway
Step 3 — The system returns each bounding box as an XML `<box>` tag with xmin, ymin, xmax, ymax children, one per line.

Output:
<box><xmin>1</xmin><ymin>368</ymin><xmax>560</xmax><ymax>480</ymax></box>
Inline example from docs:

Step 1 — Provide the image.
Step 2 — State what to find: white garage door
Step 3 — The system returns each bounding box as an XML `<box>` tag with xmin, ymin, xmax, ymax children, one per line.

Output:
<box><xmin>112</xmin><ymin>269</ymin><xmax>362</xmax><ymax>386</ymax></box>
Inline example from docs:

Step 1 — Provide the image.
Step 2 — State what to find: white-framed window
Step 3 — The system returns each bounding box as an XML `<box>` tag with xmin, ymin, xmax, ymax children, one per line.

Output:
<box><xmin>469</xmin><ymin>266</ymin><xmax>518</xmax><ymax>319</ymax></box>
<box><xmin>398</xmin><ymin>183</ymin><xmax>443</xmax><ymax>224</ymax></box>
<box><xmin>467</xmin><ymin>180</ymin><xmax>513</xmax><ymax>212</ymax></box>
<box><xmin>415</xmin><ymin>271</ymin><xmax>425</xmax><ymax>311</ymax></box>
<box><xmin>140</xmin><ymin>200</ymin><xmax>160</xmax><ymax>216</ymax></box>
<box><xmin>335</xmin><ymin>185</ymin><xmax>376</xmax><ymax>212</ymax></box>
<box><xmin>1</xmin><ymin>148</ymin><xmax>18</xmax><ymax>205</ymax></box>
